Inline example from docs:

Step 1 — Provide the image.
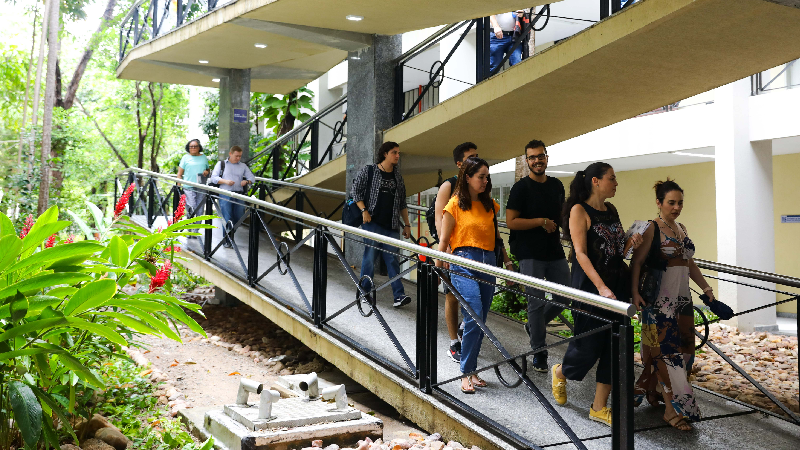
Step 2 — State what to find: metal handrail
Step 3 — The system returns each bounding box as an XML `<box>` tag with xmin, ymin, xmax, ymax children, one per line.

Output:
<box><xmin>244</xmin><ymin>95</ymin><xmax>348</xmax><ymax>165</ymax></box>
<box><xmin>695</xmin><ymin>259</ymin><xmax>800</xmax><ymax>289</ymax></box>
<box><xmin>253</xmin><ymin>177</ymin><xmax>346</xmax><ymax>198</ymax></box>
<box><xmin>397</xmin><ymin>21</ymin><xmax>470</xmax><ymax>65</ymax></box>
<box><xmin>122</xmin><ymin>167</ymin><xmax>635</xmax><ymax>317</ymax></box>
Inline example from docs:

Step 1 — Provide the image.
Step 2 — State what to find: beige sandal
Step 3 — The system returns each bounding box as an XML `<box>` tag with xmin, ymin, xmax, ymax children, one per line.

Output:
<box><xmin>664</xmin><ymin>413</ymin><xmax>693</xmax><ymax>431</ymax></box>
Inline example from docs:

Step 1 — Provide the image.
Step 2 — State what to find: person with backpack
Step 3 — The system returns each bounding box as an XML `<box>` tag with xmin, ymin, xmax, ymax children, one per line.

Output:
<box><xmin>431</xmin><ymin>142</ymin><xmax>481</xmax><ymax>362</ymax></box>
<box><xmin>208</xmin><ymin>146</ymin><xmax>255</xmax><ymax>248</ymax></box>
<box><xmin>351</xmin><ymin>142</ymin><xmax>413</xmax><ymax>308</ymax></box>
<box><xmin>505</xmin><ymin>140</ymin><xmax>569</xmax><ymax>373</ymax></box>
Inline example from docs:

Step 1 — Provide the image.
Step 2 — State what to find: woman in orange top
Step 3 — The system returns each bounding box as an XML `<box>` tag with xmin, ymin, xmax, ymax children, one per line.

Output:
<box><xmin>435</xmin><ymin>157</ymin><xmax>512</xmax><ymax>394</ymax></box>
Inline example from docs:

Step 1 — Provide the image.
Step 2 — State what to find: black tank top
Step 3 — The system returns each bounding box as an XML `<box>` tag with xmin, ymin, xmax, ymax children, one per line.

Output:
<box><xmin>570</xmin><ymin>202</ymin><xmax>629</xmax><ymax>299</ymax></box>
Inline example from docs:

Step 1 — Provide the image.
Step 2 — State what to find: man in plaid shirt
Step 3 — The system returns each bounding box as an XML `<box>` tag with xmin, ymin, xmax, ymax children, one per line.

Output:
<box><xmin>352</xmin><ymin>141</ymin><xmax>413</xmax><ymax>308</ymax></box>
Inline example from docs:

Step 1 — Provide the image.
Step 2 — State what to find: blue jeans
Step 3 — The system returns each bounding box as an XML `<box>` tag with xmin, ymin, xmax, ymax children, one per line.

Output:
<box><xmin>450</xmin><ymin>247</ymin><xmax>496</xmax><ymax>374</ymax></box>
<box><xmin>519</xmin><ymin>258</ymin><xmax>571</xmax><ymax>352</ymax></box>
<box><xmin>489</xmin><ymin>34</ymin><xmax>522</xmax><ymax>74</ymax></box>
<box><xmin>219</xmin><ymin>194</ymin><xmax>245</xmax><ymax>227</ymax></box>
<box><xmin>359</xmin><ymin>221</ymin><xmax>405</xmax><ymax>299</ymax></box>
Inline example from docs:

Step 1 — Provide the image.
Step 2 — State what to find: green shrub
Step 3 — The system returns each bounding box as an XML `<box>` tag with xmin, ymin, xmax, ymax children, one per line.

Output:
<box><xmin>0</xmin><ymin>198</ymin><xmax>215</xmax><ymax>449</ymax></box>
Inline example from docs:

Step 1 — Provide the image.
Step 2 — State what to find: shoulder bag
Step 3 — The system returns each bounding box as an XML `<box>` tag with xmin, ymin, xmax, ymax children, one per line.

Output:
<box><xmin>638</xmin><ymin>220</ymin><xmax>666</xmax><ymax>305</ymax></box>
<box><xmin>342</xmin><ymin>165</ymin><xmax>375</xmax><ymax>227</ymax></box>
<box><xmin>491</xmin><ymin>205</ymin><xmax>506</xmax><ymax>269</ymax></box>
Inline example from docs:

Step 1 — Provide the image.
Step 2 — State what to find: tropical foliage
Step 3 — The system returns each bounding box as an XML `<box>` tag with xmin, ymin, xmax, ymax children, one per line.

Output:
<box><xmin>0</xmin><ymin>193</ymin><xmax>213</xmax><ymax>449</ymax></box>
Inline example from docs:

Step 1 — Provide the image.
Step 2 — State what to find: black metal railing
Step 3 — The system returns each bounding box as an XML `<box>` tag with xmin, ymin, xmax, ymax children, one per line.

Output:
<box><xmin>113</xmin><ymin>168</ymin><xmax>800</xmax><ymax>449</ymax></box>
<box><xmin>244</xmin><ymin>96</ymin><xmax>347</xmax><ymax>183</ymax></box>
<box><xmin>751</xmin><ymin>59</ymin><xmax>799</xmax><ymax>95</ymax></box>
<box><xmin>119</xmin><ymin>0</ymin><xmax>225</xmax><ymax>63</ymax></box>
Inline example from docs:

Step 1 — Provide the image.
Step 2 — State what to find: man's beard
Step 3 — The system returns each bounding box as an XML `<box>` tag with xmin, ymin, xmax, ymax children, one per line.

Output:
<box><xmin>528</xmin><ymin>162</ymin><xmax>546</xmax><ymax>175</ymax></box>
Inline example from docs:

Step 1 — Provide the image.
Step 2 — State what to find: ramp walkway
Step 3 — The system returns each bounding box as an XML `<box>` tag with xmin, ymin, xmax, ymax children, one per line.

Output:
<box><xmin>120</xmin><ymin>168</ymin><xmax>800</xmax><ymax>450</ymax></box>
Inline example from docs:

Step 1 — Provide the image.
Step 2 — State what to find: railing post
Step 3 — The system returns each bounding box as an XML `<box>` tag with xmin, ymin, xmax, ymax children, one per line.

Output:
<box><xmin>114</xmin><ymin>177</ymin><xmax>119</xmax><ymax>206</ymax></box>
<box><xmin>152</xmin><ymin>0</ymin><xmax>158</xmax><ymax>37</ymax></box>
<box><xmin>258</xmin><ymin>183</ymin><xmax>267</xmax><ymax>202</ymax></box>
<box><xmin>601</xmin><ymin>0</ymin><xmax>610</xmax><ymax>20</ymax></box>
<box><xmin>393</xmin><ymin>64</ymin><xmax>405</xmax><ymax>124</ymax></box>
<box><xmin>272</xmin><ymin>145</ymin><xmax>281</xmax><ymax>180</ymax></box>
<box><xmin>177</xmin><ymin>0</ymin><xmax>183</xmax><ymax>26</ymax></box>
<box><xmin>247</xmin><ymin>206</ymin><xmax>259</xmax><ymax>286</ymax></box>
<box><xmin>126</xmin><ymin>171</ymin><xmax>136</xmax><ymax>216</ymax></box>
<box><xmin>416</xmin><ymin>262</ymin><xmax>430</xmax><ymax>390</ymax></box>
<box><xmin>173</xmin><ymin>186</ymin><xmax>180</xmax><ymax>218</ymax></box>
<box><xmin>204</xmin><ymin>193</ymin><xmax>213</xmax><ymax>260</ymax></box>
<box><xmin>295</xmin><ymin>190</ymin><xmax>304</xmax><ymax>242</ymax></box>
<box><xmin>310</xmin><ymin>120</ymin><xmax>320</xmax><ymax>169</ymax></box>
<box><xmin>611</xmin><ymin>319</ymin><xmax>634</xmax><ymax>450</ymax></box>
<box><xmin>312</xmin><ymin>228</ymin><xmax>328</xmax><ymax>328</ymax></box>
<box><xmin>147</xmin><ymin>179</ymin><xmax>156</xmax><ymax>227</ymax></box>
<box><xmin>476</xmin><ymin>18</ymin><xmax>490</xmax><ymax>83</ymax></box>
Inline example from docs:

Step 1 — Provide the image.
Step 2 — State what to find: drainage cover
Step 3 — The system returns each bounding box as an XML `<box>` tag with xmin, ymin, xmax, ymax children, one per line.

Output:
<box><xmin>225</xmin><ymin>397</ymin><xmax>362</xmax><ymax>431</ymax></box>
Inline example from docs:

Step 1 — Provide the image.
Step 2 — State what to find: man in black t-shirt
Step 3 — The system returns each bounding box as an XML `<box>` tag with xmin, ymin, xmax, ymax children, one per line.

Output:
<box><xmin>506</xmin><ymin>140</ymin><xmax>570</xmax><ymax>373</ymax></box>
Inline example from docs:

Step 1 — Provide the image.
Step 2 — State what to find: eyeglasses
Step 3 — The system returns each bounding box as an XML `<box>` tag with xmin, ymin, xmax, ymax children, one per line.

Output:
<box><xmin>189</xmin><ymin>145</ymin><xmax>200</xmax><ymax>148</ymax></box>
<box><xmin>526</xmin><ymin>154</ymin><xmax>547</xmax><ymax>162</ymax></box>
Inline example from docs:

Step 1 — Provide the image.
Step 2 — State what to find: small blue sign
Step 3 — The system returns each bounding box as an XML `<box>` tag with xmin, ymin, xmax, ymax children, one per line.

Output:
<box><xmin>233</xmin><ymin>108</ymin><xmax>247</xmax><ymax>123</ymax></box>
<box><xmin>781</xmin><ymin>215</ymin><xmax>800</xmax><ymax>224</ymax></box>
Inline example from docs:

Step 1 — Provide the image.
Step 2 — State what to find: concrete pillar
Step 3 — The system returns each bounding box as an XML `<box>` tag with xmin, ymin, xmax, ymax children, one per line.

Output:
<box><xmin>344</xmin><ymin>35</ymin><xmax>402</xmax><ymax>267</ymax></box>
<box><xmin>714</xmin><ymin>78</ymin><xmax>777</xmax><ymax>332</ymax></box>
<box><xmin>218</xmin><ymin>69</ymin><xmax>252</xmax><ymax>161</ymax></box>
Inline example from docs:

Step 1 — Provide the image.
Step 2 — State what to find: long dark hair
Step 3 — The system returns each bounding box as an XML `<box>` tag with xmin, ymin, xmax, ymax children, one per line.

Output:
<box><xmin>453</xmin><ymin>157</ymin><xmax>494</xmax><ymax>212</ymax></box>
<box><xmin>561</xmin><ymin>162</ymin><xmax>613</xmax><ymax>243</ymax></box>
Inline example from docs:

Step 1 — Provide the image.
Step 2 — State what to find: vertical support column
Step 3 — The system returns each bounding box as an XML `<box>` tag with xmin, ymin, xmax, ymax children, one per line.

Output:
<box><xmin>310</xmin><ymin>120</ymin><xmax>320</xmax><ymax>169</ymax></box>
<box><xmin>147</xmin><ymin>180</ymin><xmax>156</xmax><ymax>228</ymax></box>
<box><xmin>476</xmin><ymin>18</ymin><xmax>490</xmax><ymax>84</ymax></box>
<box><xmin>714</xmin><ymin>79</ymin><xmax>777</xmax><ymax>332</ymax></box>
<box><xmin>312</xmin><ymin>228</ymin><xmax>328</xmax><ymax>328</ymax></box>
<box><xmin>611</xmin><ymin>321</ymin><xmax>634</xmax><ymax>450</ymax></box>
<box><xmin>218</xmin><ymin>69</ymin><xmax>252</xmax><ymax>161</ymax></box>
<box><xmin>204</xmin><ymin>193</ymin><xmax>213</xmax><ymax>259</ymax></box>
<box><xmin>247</xmin><ymin>206</ymin><xmax>259</xmax><ymax>286</ymax></box>
<box><xmin>345</xmin><ymin>35</ymin><xmax>402</xmax><ymax>266</ymax></box>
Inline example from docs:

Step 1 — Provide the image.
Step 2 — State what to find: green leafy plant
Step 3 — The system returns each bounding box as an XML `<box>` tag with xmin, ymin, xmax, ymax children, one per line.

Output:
<box><xmin>0</xmin><ymin>198</ymin><xmax>214</xmax><ymax>449</ymax></box>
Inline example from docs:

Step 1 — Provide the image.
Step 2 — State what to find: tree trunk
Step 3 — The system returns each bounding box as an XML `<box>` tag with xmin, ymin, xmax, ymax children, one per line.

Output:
<box><xmin>514</xmin><ymin>155</ymin><xmax>529</xmax><ymax>183</ymax></box>
<box><xmin>56</xmin><ymin>0</ymin><xmax>117</xmax><ymax>109</ymax></box>
<box><xmin>38</xmin><ymin>0</ymin><xmax>58</xmax><ymax>214</ymax></box>
<box><xmin>18</xmin><ymin>5</ymin><xmax>38</xmax><ymax>165</ymax></box>
<box><xmin>29</xmin><ymin>0</ymin><xmax>50</xmax><ymax>186</ymax></box>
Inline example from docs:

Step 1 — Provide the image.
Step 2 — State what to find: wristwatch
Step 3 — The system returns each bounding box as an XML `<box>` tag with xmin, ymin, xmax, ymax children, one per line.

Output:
<box><xmin>360</xmin><ymin>207</ymin><xmax>367</xmax><ymax>213</ymax></box>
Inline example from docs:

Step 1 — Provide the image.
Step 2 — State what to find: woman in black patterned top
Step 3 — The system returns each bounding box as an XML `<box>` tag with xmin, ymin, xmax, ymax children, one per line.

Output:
<box><xmin>550</xmin><ymin>162</ymin><xmax>643</xmax><ymax>427</ymax></box>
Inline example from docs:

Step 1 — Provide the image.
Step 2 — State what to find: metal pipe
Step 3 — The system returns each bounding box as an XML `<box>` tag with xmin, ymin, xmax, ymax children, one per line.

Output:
<box><xmin>236</xmin><ymin>378</ymin><xmax>263</xmax><ymax>405</ymax></box>
<box><xmin>121</xmin><ymin>168</ymin><xmax>635</xmax><ymax>317</ymax></box>
<box><xmin>694</xmin><ymin>259</ymin><xmax>800</xmax><ymax>289</ymax></box>
<box><xmin>397</xmin><ymin>21</ymin><xmax>467</xmax><ymax>65</ymax></box>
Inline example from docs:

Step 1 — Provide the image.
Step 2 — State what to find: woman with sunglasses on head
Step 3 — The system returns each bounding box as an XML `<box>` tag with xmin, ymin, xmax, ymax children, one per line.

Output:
<box><xmin>550</xmin><ymin>162</ymin><xmax>643</xmax><ymax>427</ymax></box>
<box><xmin>630</xmin><ymin>178</ymin><xmax>713</xmax><ymax>431</ymax></box>
<box><xmin>177</xmin><ymin>139</ymin><xmax>210</xmax><ymax>233</ymax></box>
<box><xmin>435</xmin><ymin>157</ymin><xmax>512</xmax><ymax>394</ymax></box>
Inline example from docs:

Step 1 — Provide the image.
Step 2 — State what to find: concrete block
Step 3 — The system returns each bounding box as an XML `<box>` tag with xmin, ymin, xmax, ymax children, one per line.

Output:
<box><xmin>224</xmin><ymin>397</ymin><xmax>362</xmax><ymax>430</ymax></box>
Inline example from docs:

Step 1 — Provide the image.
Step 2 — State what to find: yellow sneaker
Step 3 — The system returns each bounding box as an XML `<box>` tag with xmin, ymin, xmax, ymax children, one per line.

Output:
<box><xmin>589</xmin><ymin>406</ymin><xmax>612</xmax><ymax>427</ymax></box>
<box><xmin>551</xmin><ymin>364</ymin><xmax>567</xmax><ymax>405</ymax></box>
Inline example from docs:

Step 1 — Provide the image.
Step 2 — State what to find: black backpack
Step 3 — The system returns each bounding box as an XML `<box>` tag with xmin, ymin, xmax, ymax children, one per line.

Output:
<box><xmin>207</xmin><ymin>161</ymin><xmax>226</xmax><ymax>188</ymax></box>
<box><xmin>343</xmin><ymin>165</ymin><xmax>376</xmax><ymax>227</ymax></box>
<box><xmin>424</xmin><ymin>176</ymin><xmax>457</xmax><ymax>241</ymax></box>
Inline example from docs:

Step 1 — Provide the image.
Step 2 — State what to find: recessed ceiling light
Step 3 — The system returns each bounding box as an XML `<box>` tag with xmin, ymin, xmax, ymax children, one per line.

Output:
<box><xmin>254</xmin><ymin>43</ymin><xmax>267</xmax><ymax>48</ymax></box>
<box><xmin>349</xmin><ymin>56</ymin><xmax>361</xmax><ymax>60</ymax></box>
<box><xmin>346</xmin><ymin>15</ymin><xmax>363</xmax><ymax>21</ymax></box>
<box><xmin>199</xmin><ymin>60</ymin><xmax>209</xmax><ymax>64</ymax></box>
<box><xmin>212</xmin><ymin>78</ymin><xmax>220</xmax><ymax>82</ymax></box>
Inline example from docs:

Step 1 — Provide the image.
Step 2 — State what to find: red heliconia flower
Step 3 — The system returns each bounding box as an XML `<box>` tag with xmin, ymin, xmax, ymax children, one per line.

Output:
<box><xmin>173</xmin><ymin>194</ymin><xmax>187</xmax><ymax>224</ymax></box>
<box><xmin>65</xmin><ymin>234</ymin><xmax>75</xmax><ymax>244</ymax></box>
<box><xmin>114</xmin><ymin>183</ymin><xmax>136</xmax><ymax>219</ymax></box>
<box><xmin>164</xmin><ymin>246</ymin><xmax>181</xmax><ymax>253</ymax></box>
<box><xmin>45</xmin><ymin>234</ymin><xmax>56</xmax><ymax>248</ymax></box>
<box><xmin>19</xmin><ymin>214</ymin><xmax>34</xmax><ymax>239</ymax></box>
<box><xmin>148</xmin><ymin>260</ymin><xmax>172</xmax><ymax>294</ymax></box>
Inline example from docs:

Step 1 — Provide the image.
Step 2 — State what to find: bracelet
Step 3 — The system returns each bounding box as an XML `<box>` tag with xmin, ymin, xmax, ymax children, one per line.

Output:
<box><xmin>403</xmin><ymin>224</ymin><xmax>410</xmax><ymax>228</ymax></box>
<box><xmin>543</xmin><ymin>218</ymin><xmax>548</xmax><ymax>227</ymax></box>
<box><xmin>703</xmin><ymin>286</ymin><xmax>713</xmax><ymax>293</ymax></box>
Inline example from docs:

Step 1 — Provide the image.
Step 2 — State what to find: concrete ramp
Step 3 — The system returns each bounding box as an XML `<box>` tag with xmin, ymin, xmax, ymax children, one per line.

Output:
<box><xmin>385</xmin><ymin>0</ymin><xmax>800</xmax><ymax>192</ymax></box>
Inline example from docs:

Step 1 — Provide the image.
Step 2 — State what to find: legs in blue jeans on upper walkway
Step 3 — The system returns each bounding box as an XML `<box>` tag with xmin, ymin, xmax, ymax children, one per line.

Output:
<box><xmin>450</xmin><ymin>247</ymin><xmax>497</xmax><ymax>376</ymax></box>
<box><xmin>489</xmin><ymin>35</ymin><xmax>522</xmax><ymax>74</ymax></box>
<box><xmin>359</xmin><ymin>221</ymin><xmax>406</xmax><ymax>301</ymax></box>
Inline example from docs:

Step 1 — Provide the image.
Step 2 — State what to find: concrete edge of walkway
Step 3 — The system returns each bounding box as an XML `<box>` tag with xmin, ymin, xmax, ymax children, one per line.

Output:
<box><xmin>181</xmin><ymin>251</ymin><xmax>519</xmax><ymax>450</ymax></box>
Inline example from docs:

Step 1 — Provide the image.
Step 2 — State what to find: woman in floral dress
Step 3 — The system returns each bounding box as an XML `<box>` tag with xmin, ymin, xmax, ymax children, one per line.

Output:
<box><xmin>631</xmin><ymin>179</ymin><xmax>718</xmax><ymax>431</ymax></box>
